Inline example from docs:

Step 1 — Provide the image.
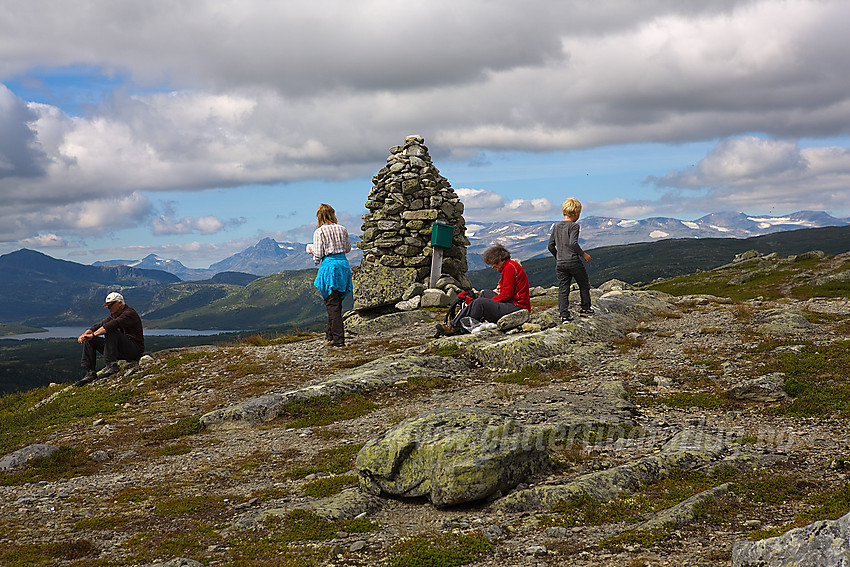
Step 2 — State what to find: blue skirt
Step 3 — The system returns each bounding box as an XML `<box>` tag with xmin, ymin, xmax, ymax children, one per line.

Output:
<box><xmin>314</xmin><ymin>253</ymin><xmax>353</xmax><ymax>299</ymax></box>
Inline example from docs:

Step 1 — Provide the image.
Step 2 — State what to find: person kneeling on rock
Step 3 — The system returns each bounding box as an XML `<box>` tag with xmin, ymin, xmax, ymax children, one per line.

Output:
<box><xmin>77</xmin><ymin>292</ymin><xmax>145</xmax><ymax>384</ymax></box>
<box><xmin>435</xmin><ymin>243</ymin><xmax>530</xmax><ymax>337</ymax></box>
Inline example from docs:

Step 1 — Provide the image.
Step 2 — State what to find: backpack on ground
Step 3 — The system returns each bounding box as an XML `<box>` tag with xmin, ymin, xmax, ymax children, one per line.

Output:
<box><xmin>445</xmin><ymin>290</ymin><xmax>476</xmax><ymax>324</ymax></box>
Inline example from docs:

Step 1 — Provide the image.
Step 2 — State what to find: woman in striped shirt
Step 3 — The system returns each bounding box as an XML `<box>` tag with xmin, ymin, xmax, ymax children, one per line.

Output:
<box><xmin>308</xmin><ymin>204</ymin><xmax>353</xmax><ymax>347</ymax></box>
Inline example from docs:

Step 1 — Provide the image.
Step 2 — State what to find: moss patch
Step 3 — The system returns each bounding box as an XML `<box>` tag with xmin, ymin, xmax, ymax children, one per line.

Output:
<box><xmin>281</xmin><ymin>394</ymin><xmax>378</xmax><ymax>428</ymax></box>
<box><xmin>388</xmin><ymin>533</ymin><xmax>493</xmax><ymax>567</ymax></box>
<box><xmin>141</xmin><ymin>416</ymin><xmax>204</xmax><ymax>441</ymax></box>
<box><xmin>764</xmin><ymin>340</ymin><xmax>850</xmax><ymax>417</ymax></box>
<box><xmin>285</xmin><ymin>444</ymin><xmax>363</xmax><ymax>479</ymax></box>
<box><xmin>302</xmin><ymin>474</ymin><xmax>358</xmax><ymax>497</ymax></box>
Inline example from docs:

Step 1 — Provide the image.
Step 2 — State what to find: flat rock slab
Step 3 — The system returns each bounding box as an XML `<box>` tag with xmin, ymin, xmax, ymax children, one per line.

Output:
<box><xmin>200</xmin><ymin>353</ymin><xmax>467</xmax><ymax>428</ymax></box>
<box><xmin>254</xmin><ymin>490</ymin><xmax>384</xmax><ymax>524</ymax></box>
<box><xmin>451</xmin><ymin>290</ymin><xmax>673</xmax><ymax>371</ymax></box>
<box><xmin>493</xmin><ymin>430</ymin><xmax>728</xmax><ymax>512</ymax></box>
<box><xmin>733</xmin><ymin>510</ymin><xmax>850</xmax><ymax>567</ymax></box>
<box><xmin>356</xmin><ymin>408</ymin><xmax>550</xmax><ymax>507</ymax></box>
<box><xmin>756</xmin><ymin>308</ymin><xmax>815</xmax><ymax>336</ymax></box>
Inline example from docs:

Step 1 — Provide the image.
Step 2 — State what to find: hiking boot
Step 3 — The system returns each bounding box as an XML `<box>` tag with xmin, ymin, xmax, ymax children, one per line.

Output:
<box><xmin>99</xmin><ymin>363</ymin><xmax>120</xmax><ymax>378</ymax></box>
<box><xmin>560</xmin><ymin>314</ymin><xmax>573</xmax><ymax>323</ymax></box>
<box><xmin>579</xmin><ymin>308</ymin><xmax>594</xmax><ymax>317</ymax></box>
<box><xmin>434</xmin><ymin>323</ymin><xmax>459</xmax><ymax>338</ymax></box>
<box><xmin>75</xmin><ymin>370</ymin><xmax>98</xmax><ymax>387</ymax></box>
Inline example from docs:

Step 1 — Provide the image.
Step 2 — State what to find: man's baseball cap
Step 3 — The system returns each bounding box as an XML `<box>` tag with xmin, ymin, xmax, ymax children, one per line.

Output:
<box><xmin>103</xmin><ymin>292</ymin><xmax>124</xmax><ymax>306</ymax></box>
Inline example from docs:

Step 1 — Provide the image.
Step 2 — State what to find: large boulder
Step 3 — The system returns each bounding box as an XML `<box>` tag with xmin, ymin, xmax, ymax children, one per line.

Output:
<box><xmin>0</xmin><ymin>443</ymin><xmax>60</xmax><ymax>471</ymax></box>
<box><xmin>352</xmin><ymin>263</ymin><xmax>418</xmax><ymax>310</ymax></box>
<box><xmin>732</xmin><ymin>510</ymin><xmax>850</xmax><ymax>567</ymax></box>
<box><xmin>356</xmin><ymin>408</ymin><xmax>549</xmax><ymax>507</ymax></box>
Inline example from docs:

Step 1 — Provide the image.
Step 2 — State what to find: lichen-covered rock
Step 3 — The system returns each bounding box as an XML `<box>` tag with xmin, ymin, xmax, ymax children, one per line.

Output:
<box><xmin>727</xmin><ymin>373</ymin><xmax>788</xmax><ymax>402</ymax></box>
<box><xmin>344</xmin><ymin>310</ymin><xmax>434</xmax><ymax>334</ymax></box>
<box><xmin>356</xmin><ymin>408</ymin><xmax>549</xmax><ymax>507</ymax></box>
<box><xmin>497</xmin><ymin>309</ymin><xmax>530</xmax><ymax>331</ymax></box>
<box><xmin>732</xmin><ymin>510</ymin><xmax>850</xmax><ymax>567</ymax></box>
<box><xmin>637</xmin><ymin>483</ymin><xmax>730</xmax><ymax>531</ymax></box>
<box><xmin>420</xmin><ymin>289</ymin><xmax>449</xmax><ymax>308</ymax></box>
<box><xmin>352</xmin><ymin>263</ymin><xmax>418</xmax><ymax>310</ymax></box>
<box><xmin>756</xmin><ymin>309</ymin><xmax>815</xmax><ymax>336</ymax></box>
<box><xmin>260</xmin><ymin>489</ymin><xmax>383</xmax><ymax>522</ymax></box>
<box><xmin>0</xmin><ymin>443</ymin><xmax>60</xmax><ymax>471</ymax></box>
<box><xmin>141</xmin><ymin>559</ymin><xmax>205</xmax><ymax>567</ymax></box>
<box><xmin>494</xmin><ymin>430</ymin><xmax>728</xmax><ymax>513</ymax></box>
<box><xmin>464</xmin><ymin>291</ymin><xmax>671</xmax><ymax>370</ymax></box>
<box><xmin>395</xmin><ymin>296</ymin><xmax>421</xmax><ymax>311</ymax></box>
<box><xmin>598</xmin><ymin>279</ymin><xmax>635</xmax><ymax>293</ymax></box>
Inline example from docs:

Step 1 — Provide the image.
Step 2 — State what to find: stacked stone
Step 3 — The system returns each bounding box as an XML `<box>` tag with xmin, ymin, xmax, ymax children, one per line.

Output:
<box><xmin>358</xmin><ymin>135</ymin><xmax>471</xmax><ymax>289</ymax></box>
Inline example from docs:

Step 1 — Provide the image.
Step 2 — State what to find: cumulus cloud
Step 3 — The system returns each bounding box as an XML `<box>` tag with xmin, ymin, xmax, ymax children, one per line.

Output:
<box><xmin>647</xmin><ymin>136</ymin><xmax>850</xmax><ymax>213</ymax></box>
<box><xmin>456</xmin><ymin>187</ymin><xmax>556</xmax><ymax>221</ymax></box>
<box><xmin>0</xmin><ymin>85</ymin><xmax>47</xmax><ymax>179</ymax></box>
<box><xmin>0</xmin><ymin>192</ymin><xmax>152</xmax><ymax>243</ymax></box>
<box><xmin>18</xmin><ymin>233</ymin><xmax>72</xmax><ymax>249</ymax></box>
<box><xmin>150</xmin><ymin>203</ymin><xmax>245</xmax><ymax>236</ymax></box>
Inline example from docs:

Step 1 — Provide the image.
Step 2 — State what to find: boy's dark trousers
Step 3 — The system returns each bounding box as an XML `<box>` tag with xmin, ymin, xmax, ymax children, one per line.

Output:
<box><xmin>81</xmin><ymin>332</ymin><xmax>143</xmax><ymax>371</ymax></box>
<box><xmin>556</xmin><ymin>260</ymin><xmax>591</xmax><ymax>316</ymax></box>
<box><xmin>324</xmin><ymin>290</ymin><xmax>345</xmax><ymax>346</ymax></box>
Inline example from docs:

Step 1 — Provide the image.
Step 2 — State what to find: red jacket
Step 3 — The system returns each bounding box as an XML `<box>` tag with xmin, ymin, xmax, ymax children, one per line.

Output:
<box><xmin>492</xmin><ymin>259</ymin><xmax>530</xmax><ymax>310</ymax></box>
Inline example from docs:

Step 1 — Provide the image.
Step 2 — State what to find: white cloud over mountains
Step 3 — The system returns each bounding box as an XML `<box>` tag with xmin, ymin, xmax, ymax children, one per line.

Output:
<box><xmin>1</xmin><ymin>0</ymin><xmax>849</xmax><ymax>259</ymax></box>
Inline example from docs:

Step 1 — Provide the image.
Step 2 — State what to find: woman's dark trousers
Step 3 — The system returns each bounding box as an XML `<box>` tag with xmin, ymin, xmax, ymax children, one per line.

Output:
<box><xmin>325</xmin><ymin>290</ymin><xmax>345</xmax><ymax>346</ymax></box>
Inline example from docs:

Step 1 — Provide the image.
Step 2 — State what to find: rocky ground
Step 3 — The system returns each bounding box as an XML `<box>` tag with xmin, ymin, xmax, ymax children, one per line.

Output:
<box><xmin>1</xmin><ymin>252</ymin><xmax>849</xmax><ymax>567</ymax></box>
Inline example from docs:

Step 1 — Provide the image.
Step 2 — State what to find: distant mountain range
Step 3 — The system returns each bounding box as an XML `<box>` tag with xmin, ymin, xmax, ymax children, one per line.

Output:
<box><xmin>1</xmin><ymin>224</ymin><xmax>849</xmax><ymax>334</ymax></box>
<box><xmin>464</xmin><ymin>210</ymin><xmax>849</xmax><ymax>269</ymax></box>
<box><xmin>92</xmin><ymin>211</ymin><xmax>849</xmax><ymax>277</ymax></box>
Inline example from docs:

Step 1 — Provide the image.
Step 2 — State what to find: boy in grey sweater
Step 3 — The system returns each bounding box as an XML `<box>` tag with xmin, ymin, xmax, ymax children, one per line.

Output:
<box><xmin>547</xmin><ymin>197</ymin><xmax>593</xmax><ymax>321</ymax></box>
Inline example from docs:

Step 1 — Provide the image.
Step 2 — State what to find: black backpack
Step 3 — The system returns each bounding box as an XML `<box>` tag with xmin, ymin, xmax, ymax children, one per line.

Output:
<box><xmin>444</xmin><ymin>290</ymin><xmax>476</xmax><ymax>324</ymax></box>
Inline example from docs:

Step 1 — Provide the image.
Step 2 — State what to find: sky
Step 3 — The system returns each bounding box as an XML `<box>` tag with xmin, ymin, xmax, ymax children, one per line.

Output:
<box><xmin>1</xmin><ymin>0</ymin><xmax>849</xmax><ymax>268</ymax></box>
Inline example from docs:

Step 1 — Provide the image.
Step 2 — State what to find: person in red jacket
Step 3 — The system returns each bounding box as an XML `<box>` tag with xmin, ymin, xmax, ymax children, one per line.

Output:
<box><xmin>436</xmin><ymin>243</ymin><xmax>530</xmax><ymax>337</ymax></box>
<box><xmin>77</xmin><ymin>291</ymin><xmax>145</xmax><ymax>383</ymax></box>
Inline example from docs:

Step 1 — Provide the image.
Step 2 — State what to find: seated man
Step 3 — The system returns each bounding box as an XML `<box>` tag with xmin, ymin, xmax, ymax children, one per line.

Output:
<box><xmin>78</xmin><ymin>292</ymin><xmax>145</xmax><ymax>383</ymax></box>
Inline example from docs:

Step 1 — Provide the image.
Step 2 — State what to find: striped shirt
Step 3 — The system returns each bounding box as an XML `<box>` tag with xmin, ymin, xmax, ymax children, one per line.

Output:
<box><xmin>312</xmin><ymin>223</ymin><xmax>351</xmax><ymax>262</ymax></box>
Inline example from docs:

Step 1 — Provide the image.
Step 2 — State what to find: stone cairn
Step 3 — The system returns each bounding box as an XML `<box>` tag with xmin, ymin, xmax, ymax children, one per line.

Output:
<box><xmin>353</xmin><ymin>135</ymin><xmax>471</xmax><ymax>313</ymax></box>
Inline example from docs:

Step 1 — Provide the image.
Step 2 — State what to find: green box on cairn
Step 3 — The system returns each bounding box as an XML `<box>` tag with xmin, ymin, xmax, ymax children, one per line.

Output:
<box><xmin>430</xmin><ymin>222</ymin><xmax>454</xmax><ymax>249</ymax></box>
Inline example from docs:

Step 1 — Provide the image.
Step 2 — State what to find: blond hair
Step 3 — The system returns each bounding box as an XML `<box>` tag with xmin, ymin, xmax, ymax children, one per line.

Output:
<box><xmin>316</xmin><ymin>203</ymin><xmax>338</xmax><ymax>227</ymax></box>
<box><xmin>562</xmin><ymin>197</ymin><xmax>582</xmax><ymax>218</ymax></box>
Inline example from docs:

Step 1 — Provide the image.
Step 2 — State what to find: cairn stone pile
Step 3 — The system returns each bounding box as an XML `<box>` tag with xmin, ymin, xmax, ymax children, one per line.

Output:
<box><xmin>358</xmin><ymin>135</ymin><xmax>471</xmax><ymax>289</ymax></box>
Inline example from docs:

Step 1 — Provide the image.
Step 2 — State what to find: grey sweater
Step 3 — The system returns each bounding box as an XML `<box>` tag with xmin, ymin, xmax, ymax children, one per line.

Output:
<box><xmin>547</xmin><ymin>220</ymin><xmax>585</xmax><ymax>263</ymax></box>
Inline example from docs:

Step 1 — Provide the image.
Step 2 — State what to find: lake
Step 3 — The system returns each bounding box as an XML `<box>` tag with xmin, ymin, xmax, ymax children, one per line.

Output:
<box><xmin>1</xmin><ymin>327</ymin><xmax>243</xmax><ymax>340</ymax></box>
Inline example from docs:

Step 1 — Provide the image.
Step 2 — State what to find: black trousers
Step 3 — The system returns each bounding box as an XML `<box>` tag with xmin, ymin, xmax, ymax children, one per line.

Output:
<box><xmin>81</xmin><ymin>332</ymin><xmax>143</xmax><ymax>370</ymax></box>
<box><xmin>450</xmin><ymin>289</ymin><xmax>521</xmax><ymax>328</ymax></box>
<box><xmin>324</xmin><ymin>290</ymin><xmax>345</xmax><ymax>346</ymax></box>
<box><xmin>556</xmin><ymin>260</ymin><xmax>592</xmax><ymax>316</ymax></box>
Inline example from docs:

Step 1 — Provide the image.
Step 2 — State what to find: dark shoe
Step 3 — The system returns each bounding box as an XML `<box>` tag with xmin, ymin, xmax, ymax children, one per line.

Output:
<box><xmin>99</xmin><ymin>363</ymin><xmax>120</xmax><ymax>378</ymax></box>
<box><xmin>331</xmin><ymin>341</ymin><xmax>345</xmax><ymax>347</ymax></box>
<box><xmin>434</xmin><ymin>323</ymin><xmax>459</xmax><ymax>338</ymax></box>
<box><xmin>579</xmin><ymin>308</ymin><xmax>594</xmax><ymax>317</ymax></box>
<box><xmin>75</xmin><ymin>370</ymin><xmax>98</xmax><ymax>387</ymax></box>
<box><xmin>560</xmin><ymin>314</ymin><xmax>573</xmax><ymax>323</ymax></box>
